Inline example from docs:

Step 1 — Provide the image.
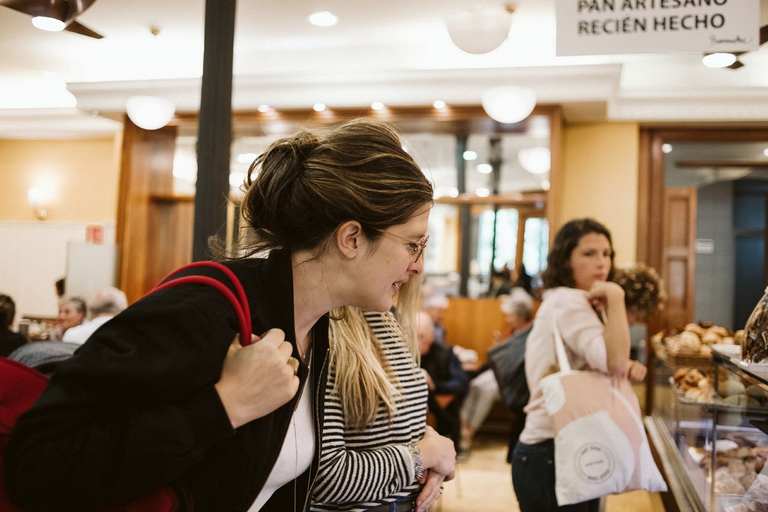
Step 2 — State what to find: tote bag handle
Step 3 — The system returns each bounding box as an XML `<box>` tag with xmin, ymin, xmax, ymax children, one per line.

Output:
<box><xmin>150</xmin><ymin>261</ymin><xmax>252</xmax><ymax>346</ymax></box>
<box><xmin>551</xmin><ymin>305</ymin><xmax>608</xmax><ymax>374</ymax></box>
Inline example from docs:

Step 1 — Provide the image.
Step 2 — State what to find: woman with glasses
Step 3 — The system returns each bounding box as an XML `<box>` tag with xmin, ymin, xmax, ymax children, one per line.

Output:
<box><xmin>311</xmin><ymin>274</ymin><xmax>455</xmax><ymax>512</ymax></box>
<box><xmin>6</xmin><ymin>118</ymin><xmax>435</xmax><ymax>512</ymax></box>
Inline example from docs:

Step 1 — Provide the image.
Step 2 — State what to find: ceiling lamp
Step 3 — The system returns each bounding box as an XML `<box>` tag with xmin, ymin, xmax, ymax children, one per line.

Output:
<box><xmin>518</xmin><ymin>147</ymin><xmax>550</xmax><ymax>175</ymax></box>
<box><xmin>0</xmin><ymin>0</ymin><xmax>104</xmax><ymax>38</ymax></box>
<box><xmin>702</xmin><ymin>53</ymin><xmax>737</xmax><ymax>68</ymax></box>
<box><xmin>446</xmin><ymin>3</ymin><xmax>515</xmax><ymax>54</ymax></box>
<box><xmin>308</xmin><ymin>11</ymin><xmax>338</xmax><ymax>27</ymax></box>
<box><xmin>126</xmin><ymin>95</ymin><xmax>176</xmax><ymax>130</ymax></box>
<box><xmin>125</xmin><ymin>27</ymin><xmax>176</xmax><ymax>130</ymax></box>
<box><xmin>481</xmin><ymin>86</ymin><xmax>536</xmax><ymax>124</ymax></box>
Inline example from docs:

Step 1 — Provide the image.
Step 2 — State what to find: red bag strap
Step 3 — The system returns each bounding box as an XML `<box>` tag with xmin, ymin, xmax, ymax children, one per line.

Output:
<box><xmin>150</xmin><ymin>261</ymin><xmax>252</xmax><ymax>346</ymax></box>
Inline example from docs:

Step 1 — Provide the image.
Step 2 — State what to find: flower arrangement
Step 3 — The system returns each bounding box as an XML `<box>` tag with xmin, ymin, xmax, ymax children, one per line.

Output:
<box><xmin>612</xmin><ymin>263</ymin><xmax>666</xmax><ymax>316</ymax></box>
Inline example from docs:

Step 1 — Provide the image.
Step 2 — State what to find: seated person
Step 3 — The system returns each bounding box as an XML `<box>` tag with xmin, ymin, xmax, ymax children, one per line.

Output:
<box><xmin>48</xmin><ymin>296</ymin><xmax>87</xmax><ymax>342</ymax></box>
<box><xmin>9</xmin><ymin>341</ymin><xmax>80</xmax><ymax>376</ymax></box>
<box><xmin>0</xmin><ymin>294</ymin><xmax>27</xmax><ymax>357</ymax></box>
<box><xmin>418</xmin><ymin>310</ymin><xmax>469</xmax><ymax>452</ymax></box>
<box><xmin>423</xmin><ymin>294</ymin><xmax>449</xmax><ymax>345</ymax></box>
<box><xmin>460</xmin><ymin>289</ymin><xmax>534</xmax><ymax>456</ymax></box>
<box><xmin>63</xmin><ymin>287</ymin><xmax>128</xmax><ymax>345</ymax></box>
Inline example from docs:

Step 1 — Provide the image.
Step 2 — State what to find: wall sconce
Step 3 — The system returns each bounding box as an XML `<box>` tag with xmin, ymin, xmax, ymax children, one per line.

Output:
<box><xmin>27</xmin><ymin>187</ymin><xmax>48</xmax><ymax>220</ymax></box>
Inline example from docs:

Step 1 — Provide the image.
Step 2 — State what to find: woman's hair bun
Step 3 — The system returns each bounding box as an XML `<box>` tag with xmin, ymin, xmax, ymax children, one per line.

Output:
<box><xmin>234</xmin><ymin>118</ymin><xmax>433</xmax><ymax>257</ymax></box>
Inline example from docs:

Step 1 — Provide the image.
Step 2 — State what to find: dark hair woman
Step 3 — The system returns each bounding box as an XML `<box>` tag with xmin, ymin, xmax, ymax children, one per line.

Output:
<box><xmin>0</xmin><ymin>294</ymin><xmax>26</xmax><ymax>357</ymax></box>
<box><xmin>511</xmin><ymin>218</ymin><xmax>646</xmax><ymax>512</ymax></box>
<box><xmin>6</xmin><ymin>118</ymin><xmax>434</xmax><ymax>512</ymax></box>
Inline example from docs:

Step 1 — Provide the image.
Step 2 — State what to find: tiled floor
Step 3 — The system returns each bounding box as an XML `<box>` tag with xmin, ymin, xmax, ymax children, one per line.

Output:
<box><xmin>435</xmin><ymin>432</ymin><xmax>666</xmax><ymax>512</ymax></box>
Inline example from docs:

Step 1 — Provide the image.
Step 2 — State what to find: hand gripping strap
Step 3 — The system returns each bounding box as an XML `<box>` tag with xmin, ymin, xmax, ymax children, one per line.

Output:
<box><xmin>151</xmin><ymin>262</ymin><xmax>252</xmax><ymax>346</ymax></box>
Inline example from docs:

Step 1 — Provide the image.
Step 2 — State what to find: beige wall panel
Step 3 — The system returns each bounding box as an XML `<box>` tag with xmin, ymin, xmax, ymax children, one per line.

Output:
<box><xmin>558</xmin><ymin>123</ymin><xmax>639</xmax><ymax>265</ymax></box>
<box><xmin>0</xmin><ymin>137</ymin><xmax>120</xmax><ymax>222</ymax></box>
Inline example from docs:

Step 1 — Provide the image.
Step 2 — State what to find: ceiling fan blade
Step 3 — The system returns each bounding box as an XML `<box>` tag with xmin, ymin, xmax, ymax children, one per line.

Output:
<box><xmin>727</xmin><ymin>60</ymin><xmax>745</xmax><ymax>70</ymax></box>
<box><xmin>63</xmin><ymin>0</ymin><xmax>98</xmax><ymax>23</ymax></box>
<box><xmin>64</xmin><ymin>19</ymin><xmax>103</xmax><ymax>39</ymax></box>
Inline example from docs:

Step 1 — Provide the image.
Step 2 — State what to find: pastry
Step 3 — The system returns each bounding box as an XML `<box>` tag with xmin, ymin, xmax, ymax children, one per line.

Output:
<box><xmin>684</xmin><ymin>323</ymin><xmax>706</xmax><ymax>337</ymax></box>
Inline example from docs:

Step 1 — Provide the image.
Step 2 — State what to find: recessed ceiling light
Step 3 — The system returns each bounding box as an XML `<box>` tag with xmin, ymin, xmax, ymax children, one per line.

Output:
<box><xmin>463</xmin><ymin>150</ymin><xmax>478</xmax><ymax>161</ymax></box>
<box><xmin>763</xmin><ymin>148</ymin><xmax>768</xmax><ymax>157</ymax></box>
<box><xmin>31</xmin><ymin>16</ymin><xmax>65</xmax><ymax>32</ymax></box>
<box><xmin>257</xmin><ymin>104</ymin><xmax>270</xmax><ymax>113</ymax></box>
<box><xmin>702</xmin><ymin>53</ymin><xmax>736</xmax><ymax>68</ymax></box>
<box><xmin>308</xmin><ymin>11</ymin><xmax>338</xmax><ymax>27</ymax></box>
<box><xmin>662</xmin><ymin>143</ymin><xmax>673</xmax><ymax>154</ymax></box>
<box><xmin>371</xmin><ymin>101</ymin><xmax>384</xmax><ymax>111</ymax></box>
<box><xmin>433</xmin><ymin>100</ymin><xmax>446</xmax><ymax>109</ymax></box>
<box><xmin>476</xmin><ymin>187</ymin><xmax>490</xmax><ymax>197</ymax></box>
<box><xmin>477</xmin><ymin>163</ymin><xmax>492</xmax><ymax>174</ymax></box>
<box><xmin>313</xmin><ymin>102</ymin><xmax>326</xmax><ymax>112</ymax></box>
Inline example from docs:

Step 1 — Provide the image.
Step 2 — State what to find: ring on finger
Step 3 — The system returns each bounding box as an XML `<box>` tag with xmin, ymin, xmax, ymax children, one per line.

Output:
<box><xmin>287</xmin><ymin>356</ymin><xmax>300</xmax><ymax>376</ymax></box>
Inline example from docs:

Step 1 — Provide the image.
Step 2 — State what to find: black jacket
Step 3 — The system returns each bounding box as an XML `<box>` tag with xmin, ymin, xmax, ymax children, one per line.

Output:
<box><xmin>5</xmin><ymin>249</ymin><xmax>330</xmax><ymax>512</ymax></box>
<box><xmin>0</xmin><ymin>328</ymin><xmax>26</xmax><ymax>357</ymax></box>
<box><xmin>420</xmin><ymin>343</ymin><xmax>468</xmax><ymax>396</ymax></box>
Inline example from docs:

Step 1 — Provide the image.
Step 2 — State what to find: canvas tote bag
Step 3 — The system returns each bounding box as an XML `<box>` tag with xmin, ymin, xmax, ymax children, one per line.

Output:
<box><xmin>538</xmin><ymin>314</ymin><xmax>667</xmax><ymax>506</ymax></box>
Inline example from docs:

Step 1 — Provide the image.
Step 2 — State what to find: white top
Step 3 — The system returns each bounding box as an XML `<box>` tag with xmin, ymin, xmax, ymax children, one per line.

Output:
<box><xmin>62</xmin><ymin>316</ymin><xmax>112</xmax><ymax>344</ymax></box>
<box><xmin>249</xmin><ymin>361</ymin><xmax>315</xmax><ymax>511</ymax></box>
<box><xmin>518</xmin><ymin>287</ymin><xmax>609</xmax><ymax>445</ymax></box>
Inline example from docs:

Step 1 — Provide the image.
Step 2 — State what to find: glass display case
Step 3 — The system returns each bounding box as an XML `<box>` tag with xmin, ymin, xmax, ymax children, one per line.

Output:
<box><xmin>646</xmin><ymin>345</ymin><xmax>768</xmax><ymax>511</ymax></box>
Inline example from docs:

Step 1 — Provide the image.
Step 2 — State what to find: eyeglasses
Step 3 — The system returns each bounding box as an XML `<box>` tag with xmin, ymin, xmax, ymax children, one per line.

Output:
<box><xmin>381</xmin><ymin>232</ymin><xmax>429</xmax><ymax>262</ymax></box>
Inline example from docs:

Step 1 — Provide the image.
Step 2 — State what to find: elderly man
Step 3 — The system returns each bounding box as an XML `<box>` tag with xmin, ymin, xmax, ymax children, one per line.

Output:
<box><xmin>63</xmin><ymin>287</ymin><xmax>128</xmax><ymax>345</ymax></box>
<box><xmin>418</xmin><ymin>310</ymin><xmax>469</xmax><ymax>453</ymax></box>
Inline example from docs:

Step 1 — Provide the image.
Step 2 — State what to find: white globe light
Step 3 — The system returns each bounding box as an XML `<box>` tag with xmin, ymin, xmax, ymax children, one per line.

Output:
<box><xmin>31</xmin><ymin>16</ymin><xmax>66</xmax><ymax>32</ymax></box>
<box><xmin>481</xmin><ymin>86</ymin><xmax>537</xmax><ymax>124</ymax></box>
<box><xmin>702</xmin><ymin>53</ymin><xmax>736</xmax><ymax>68</ymax></box>
<box><xmin>126</xmin><ymin>95</ymin><xmax>176</xmax><ymax>130</ymax></box>
<box><xmin>518</xmin><ymin>147</ymin><xmax>551</xmax><ymax>175</ymax></box>
<box><xmin>446</xmin><ymin>7</ymin><xmax>511</xmax><ymax>54</ymax></box>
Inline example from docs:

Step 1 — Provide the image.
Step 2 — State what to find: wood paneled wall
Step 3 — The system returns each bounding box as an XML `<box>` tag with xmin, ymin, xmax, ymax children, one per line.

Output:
<box><xmin>116</xmin><ymin>117</ymin><xmax>182</xmax><ymax>303</ymax></box>
<box><xmin>443</xmin><ymin>297</ymin><xmax>506</xmax><ymax>362</ymax></box>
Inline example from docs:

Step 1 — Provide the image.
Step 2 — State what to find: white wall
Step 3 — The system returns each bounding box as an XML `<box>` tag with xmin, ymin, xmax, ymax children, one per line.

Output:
<box><xmin>0</xmin><ymin>221</ymin><xmax>115</xmax><ymax>323</ymax></box>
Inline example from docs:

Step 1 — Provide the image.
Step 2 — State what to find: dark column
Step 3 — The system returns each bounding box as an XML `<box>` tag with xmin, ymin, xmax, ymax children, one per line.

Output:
<box><xmin>488</xmin><ymin>136</ymin><xmax>502</xmax><ymax>277</ymax></box>
<box><xmin>193</xmin><ymin>0</ymin><xmax>237</xmax><ymax>261</ymax></box>
<box><xmin>457</xmin><ymin>135</ymin><xmax>471</xmax><ymax>297</ymax></box>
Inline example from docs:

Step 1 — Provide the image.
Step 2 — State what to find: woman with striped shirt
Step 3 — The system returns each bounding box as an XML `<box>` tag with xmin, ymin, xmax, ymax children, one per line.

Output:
<box><xmin>311</xmin><ymin>279</ymin><xmax>456</xmax><ymax>512</ymax></box>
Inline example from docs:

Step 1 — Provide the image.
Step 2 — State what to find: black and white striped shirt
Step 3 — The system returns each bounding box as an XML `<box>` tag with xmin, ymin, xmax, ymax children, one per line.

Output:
<box><xmin>310</xmin><ymin>311</ymin><xmax>428</xmax><ymax>511</ymax></box>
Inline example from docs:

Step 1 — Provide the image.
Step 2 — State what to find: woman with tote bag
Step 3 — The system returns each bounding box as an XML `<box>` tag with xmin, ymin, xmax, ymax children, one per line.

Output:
<box><xmin>511</xmin><ymin>218</ymin><xmax>648</xmax><ymax>512</ymax></box>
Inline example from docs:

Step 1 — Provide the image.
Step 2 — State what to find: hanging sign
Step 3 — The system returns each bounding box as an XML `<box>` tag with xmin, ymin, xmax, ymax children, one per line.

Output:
<box><xmin>556</xmin><ymin>0</ymin><xmax>760</xmax><ymax>56</ymax></box>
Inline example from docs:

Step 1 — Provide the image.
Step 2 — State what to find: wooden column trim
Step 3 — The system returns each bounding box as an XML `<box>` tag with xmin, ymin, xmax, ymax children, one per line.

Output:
<box><xmin>116</xmin><ymin>117</ymin><xmax>177</xmax><ymax>304</ymax></box>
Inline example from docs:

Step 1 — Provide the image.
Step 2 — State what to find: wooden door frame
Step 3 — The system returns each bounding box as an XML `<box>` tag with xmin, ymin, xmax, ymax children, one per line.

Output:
<box><xmin>638</xmin><ymin>126</ymin><xmax>768</xmax><ymax>414</ymax></box>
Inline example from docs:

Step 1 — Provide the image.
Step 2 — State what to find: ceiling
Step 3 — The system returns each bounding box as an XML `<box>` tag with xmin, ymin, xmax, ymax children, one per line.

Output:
<box><xmin>1</xmin><ymin>0</ymin><xmax>768</xmax><ymax>138</ymax></box>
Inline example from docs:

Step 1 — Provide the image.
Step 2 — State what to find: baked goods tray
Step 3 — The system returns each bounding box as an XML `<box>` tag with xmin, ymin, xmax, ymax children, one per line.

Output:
<box><xmin>666</xmin><ymin>352</ymin><xmax>714</xmax><ymax>369</ymax></box>
<box><xmin>669</xmin><ymin>381</ymin><xmax>768</xmax><ymax>415</ymax></box>
<box><xmin>713</xmin><ymin>346</ymin><xmax>768</xmax><ymax>392</ymax></box>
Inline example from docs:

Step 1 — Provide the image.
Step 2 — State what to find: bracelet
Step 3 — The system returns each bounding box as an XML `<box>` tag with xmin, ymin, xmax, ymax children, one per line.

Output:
<box><xmin>407</xmin><ymin>443</ymin><xmax>424</xmax><ymax>481</ymax></box>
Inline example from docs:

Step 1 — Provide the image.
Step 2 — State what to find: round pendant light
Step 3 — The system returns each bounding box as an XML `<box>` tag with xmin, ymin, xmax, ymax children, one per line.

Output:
<box><xmin>126</xmin><ymin>95</ymin><xmax>176</xmax><ymax>130</ymax></box>
<box><xmin>481</xmin><ymin>86</ymin><xmax>537</xmax><ymax>124</ymax></box>
<box><xmin>446</xmin><ymin>5</ymin><xmax>513</xmax><ymax>54</ymax></box>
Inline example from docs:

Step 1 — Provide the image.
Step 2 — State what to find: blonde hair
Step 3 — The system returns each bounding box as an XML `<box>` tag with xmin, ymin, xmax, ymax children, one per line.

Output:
<box><xmin>328</xmin><ymin>275</ymin><xmax>422</xmax><ymax>429</ymax></box>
